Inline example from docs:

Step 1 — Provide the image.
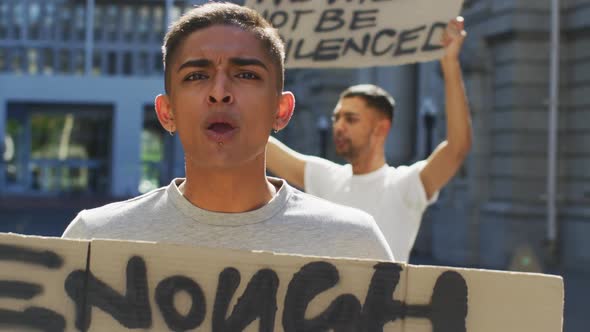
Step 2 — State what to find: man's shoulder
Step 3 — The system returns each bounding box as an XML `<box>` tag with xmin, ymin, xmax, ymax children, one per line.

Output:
<box><xmin>304</xmin><ymin>157</ymin><xmax>351</xmax><ymax>193</ymax></box>
<box><xmin>289</xmin><ymin>188</ymin><xmax>376</xmax><ymax>226</ymax></box>
<box><xmin>384</xmin><ymin>160</ymin><xmax>427</xmax><ymax>182</ymax></box>
<box><xmin>305</xmin><ymin>156</ymin><xmax>349</xmax><ymax>173</ymax></box>
<box><xmin>79</xmin><ymin>186</ymin><xmax>168</xmax><ymax>224</ymax></box>
<box><xmin>389</xmin><ymin>160</ymin><xmax>427</xmax><ymax>173</ymax></box>
<box><xmin>285</xmin><ymin>187</ymin><xmax>394</xmax><ymax>261</ymax></box>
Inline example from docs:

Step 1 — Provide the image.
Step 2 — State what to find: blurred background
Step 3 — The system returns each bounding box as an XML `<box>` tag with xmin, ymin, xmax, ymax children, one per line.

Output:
<box><xmin>0</xmin><ymin>0</ymin><xmax>588</xmax><ymax>330</ymax></box>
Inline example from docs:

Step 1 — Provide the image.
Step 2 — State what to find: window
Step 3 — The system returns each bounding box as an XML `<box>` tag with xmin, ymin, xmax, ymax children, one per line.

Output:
<box><xmin>122</xmin><ymin>5</ymin><xmax>134</xmax><ymax>42</ymax></box>
<box><xmin>13</xmin><ymin>2</ymin><xmax>23</xmax><ymax>38</ymax></box>
<box><xmin>139</xmin><ymin>106</ymin><xmax>176</xmax><ymax>194</ymax></box>
<box><xmin>28</xmin><ymin>2</ymin><xmax>41</xmax><ymax>39</ymax></box>
<box><xmin>0</xmin><ymin>48</ymin><xmax>6</xmax><ymax>72</ymax></box>
<box><xmin>92</xmin><ymin>50</ymin><xmax>102</xmax><ymax>75</ymax></box>
<box><xmin>4</xmin><ymin>118</ymin><xmax>23</xmax><ymax>186</ymax></box>
<box><xmin>153</xmin><ymin>6</ymin><xmax>164</xmax><ymax>42</ymax></box>
<box><xmin>27</xmin><ymin>48</ymin><xmax>39</xmax><ymax>74</ymax></box>
<box><xmin>154</xmin><ymin>53</ymin><xmax>163</xmax><ymax>73</ymax></box>
<box><xmin>59</xmin><ymin>5</ymin><xmax>72</xmax><ymax>41</ymax></box>
<box><xmin>105</xmin><ymin>5</ymin><xmax>118</xmax><ymax>41</ymax></box>
<box><xmin>5</xmin><ymin>103</ymin><xmax>112</xmax><ymax>195</ymax></box>
<box><xmin>123</xmin><ymin>51</ymin><xmax>133</xmax><ymax>75</ymax></box>
<box><xmin>0</xmin><ymin>3</ymin><xmax>8</xmax><ymax>38</ymax></box>
<box><xmin>73</xmin><ymin>49</ymin><xmax>84</xmax><ymax>74</ymax></box>
<box><xmin>58</xmin><ymin>49</ymin><xmax>70</xmax><ymax>74</ymax></box>
<box><xmin>44</xmin><ymin>2</ymin><xmax>55</xmax><ymax>35</ymax></box>
<box><xmin>74</xmin><ymin>4</ymin><xmax>86</xmax><ymax>41</ymax></box>
<box><xmin>11</xmin><ymin>47</ymin><xmax>25</xmax><ymax>73</ymax></box>
<box><xmin>93</xmin><ymin>5</ymin><xmax>104</xmax><ymax>41</ymax></box>
<box><xmin>42</xmin><ymin>47</ymin><xmax>54</xmax><ymax>74</ymax></box>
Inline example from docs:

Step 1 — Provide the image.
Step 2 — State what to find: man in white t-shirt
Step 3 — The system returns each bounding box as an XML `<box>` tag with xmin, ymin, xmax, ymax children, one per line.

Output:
<box><xmin>267</xmin><ymin>17</ymin><xmax>472</xmax><ymax>262</ymax></box>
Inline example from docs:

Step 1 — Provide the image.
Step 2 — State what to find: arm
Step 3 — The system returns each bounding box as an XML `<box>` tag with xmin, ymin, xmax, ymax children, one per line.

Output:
<box><xmin>62</xmin><ymin>211</ymin><xmax>90</xmax><ymax>239</ymax></box>
<box><xmin>420</xmin><ymin>17</ymin><xmax>473</xmax><ymax>200</ymax></box>
<box><xmin>266</xmin><ymin>136</ymin><xmax>308</xmax><ymax>189</ymax></box>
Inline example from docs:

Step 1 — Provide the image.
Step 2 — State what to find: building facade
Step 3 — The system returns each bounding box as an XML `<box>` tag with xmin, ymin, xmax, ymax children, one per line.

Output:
<box><xmin>0</xmin><ymin>0</ymin><xmax>193</xmax><ymax>235</ymax></box>
<box><xmin>412</xmin><ymin>0</ymin><xmax>590</xmax><ymax>272</ymax></box>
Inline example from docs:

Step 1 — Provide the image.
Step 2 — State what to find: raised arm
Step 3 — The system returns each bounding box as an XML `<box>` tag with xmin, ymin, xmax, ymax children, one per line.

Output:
<box><xmin>420</xmin><ymin>17</ymin><xmax>473</xmax><ymax>200</ymax></box>
<box><xmin>266</xmin><ymin>136</ymin><xmax>308</xmax><ymax>188</ymax></box>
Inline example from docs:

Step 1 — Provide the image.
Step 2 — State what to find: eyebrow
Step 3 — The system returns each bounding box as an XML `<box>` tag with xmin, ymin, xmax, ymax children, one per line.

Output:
<box><xmin>177</xmin><ymin>57</ymin><xmax>269</xmax><ymax>73</ymax></box>
<box><xmin>334</xmin><ymin>110</ymin><xmax>360</xmax><ymax>117</ymax></box>
<box><xmin>230</xmin><ymin>57</ymin><xmax>269</xmax><ymax>71</ymax></box>
<box><xmin>177</xmin><ymin>59</ymin><xmax>212</xmax><ymax>73</ymax></box>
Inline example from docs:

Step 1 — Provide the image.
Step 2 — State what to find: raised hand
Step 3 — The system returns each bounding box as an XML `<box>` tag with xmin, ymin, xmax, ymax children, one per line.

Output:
<box><xmin>441</xmin><ymin>16</ymin><xmax>467</xmax><ymax>61</ymax></box>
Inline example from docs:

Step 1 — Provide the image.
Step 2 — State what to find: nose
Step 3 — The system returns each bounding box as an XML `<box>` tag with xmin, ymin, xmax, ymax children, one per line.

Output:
<box><xmin>208</xmin><ymin>95</ymin><xmax>232</xmax><ymax>104</ymax></box>
<box><xmin>333</xmin><ymin>117</ymin><xmax>344</xmax><ymax>134</ymax></box>
<box><xmin>207</xmin><ymin>74</ymin><xmax>234</xmax><ymax>105</ymax></box>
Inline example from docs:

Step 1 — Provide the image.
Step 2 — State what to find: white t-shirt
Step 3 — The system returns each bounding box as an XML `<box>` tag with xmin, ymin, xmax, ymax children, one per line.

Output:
<box><xmin>305</xmin><ymin>158</ymin><xmax>438</xmax><ymax>262</ymax></box>
<box><xmin>63</xmin><ymin>178</ymin><xmax>393</xmax><ymax>261</ymax></box>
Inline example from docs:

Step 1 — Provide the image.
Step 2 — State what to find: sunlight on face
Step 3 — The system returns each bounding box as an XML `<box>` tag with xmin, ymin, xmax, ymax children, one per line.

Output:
<box><xmin>167</xmin><ymin>25</ymin><xmax>282</xmax><ymax>170</ymax></box>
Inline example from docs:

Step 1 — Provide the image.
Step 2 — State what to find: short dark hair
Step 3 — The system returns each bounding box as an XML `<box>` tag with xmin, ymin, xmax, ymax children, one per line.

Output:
<box><xmin>340</xmin><ymin>84</ymin><xmax>395</xmax><ymax>122</ymax></box>
<box><xmin>162</xmin><ymin>2</ymin><xmax>285</xmax><ymax>94</ymax></box>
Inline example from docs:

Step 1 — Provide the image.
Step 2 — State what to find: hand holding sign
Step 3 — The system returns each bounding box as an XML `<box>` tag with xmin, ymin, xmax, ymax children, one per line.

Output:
<box><xmin>442</xmin><ymin>16</ymin><xmax>467</xmax><ymax>61</ymax></box>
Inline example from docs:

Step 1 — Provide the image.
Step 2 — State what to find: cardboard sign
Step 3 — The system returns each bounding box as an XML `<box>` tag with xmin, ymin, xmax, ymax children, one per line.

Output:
<box><xmin>244</xmin><ymin>0</ymin><xmax>465</xmax><ymax>68</ymax></box>
<box><xmin>0</xmin><ymin>233</ymin><xmax>563</xmax><ymax>331</ymax></box>
<box><xmin>0</xmin><ymin>233</ymin><xmax>88</xmax><ymax>332</ymax></box>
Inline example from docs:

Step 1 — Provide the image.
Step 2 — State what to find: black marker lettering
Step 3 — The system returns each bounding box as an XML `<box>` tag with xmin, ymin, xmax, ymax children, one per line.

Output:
<box><xmin>342</xmin><ymin>33</ymin><xmax>371</xmax><ymax>56</ymax></box>
<box><xmin>349</xmin><ymin>9</ymin><xmax>379</xmax><ymax>30</ymax></box>
<box><xmin>284</xmin><ymin>38</ymin><xmax>294</xmax><ymax>63</ymax></box>
<box><xmin>360</xmin><ymin>263</ymin><xmax>468</xmax><ymax>332</ymax></box>
<box><xmin>283</xmin><ymin>261</ymin><xmax>361</xmax><ymax>332</ymax></box>
<box><xmin>156</xmin><ymin>276</ymin><xmax>206</xmax><ymax>331</ymax></box>
<box><xmin>0</xmin><ymin>245</ymin><xmax>65</xmax><ymax>330</ymax></box>
<box><xmin>65</xmin><ymin>256</ymin><xmax>151</xmax><ymax>331</ymax></box>
<box><xmin>293</xmin><ymin>39</ymin><xmax>315</xmax><ymax>60</ymax></box>
<box><xmin>315</xmin><ymin>9</ymin><xmax>345</xmax><ymax>33</ymax></box>
<box><xmin>361</xmin><ymin>262</ymin><xmax>405</xmax><ymax>330</ymax></box>
<box><xmin>422</xmin><ymin>22</ymin><xmax>446</xmax><ymax>52</ymax></box>
<box><xmin>0</xmin><ymin>307</ymin><xmax>65</xmax><ymax>332</ymax></box>
<box><xmin>213</xmin><ymin>267</ymin><xmax>279</xmax><ymax>332</ymax></box>
<box><xmin>0</xmin><ymin>244</ymin><xmax>63</xmax><ymax>268</ymax></box>
<box><xmin>0</xmin><ymin>280</ymin><xmax>42</xmax><ymax>299</ymax></box>
<box><xmin>291</xmin><ymin>10</ymin><xmax>314</xmax><ymax>30</ymax></box>
<box><xmin>395</xmin><ymin>25</ymin><xmax>427</xmax><ymax>56</ymax></box>
<box><xmin>407</xmin><ymin>271</ymin><xmax>468</xmax><ymax>332</ymax></box>
<box><xmin>371</xmin><ymin>29</ymin><xmax>397</xmax><ymax>56</ymax></box>
<box><xmin>268</xmin><ymin>10</ymin><xmax>289</xmax><ymax>29</ymax></box>
<box><xmin>314</xmin><ymin>38</ymin><xmax>344</xmax><ymax>61</ymax></box>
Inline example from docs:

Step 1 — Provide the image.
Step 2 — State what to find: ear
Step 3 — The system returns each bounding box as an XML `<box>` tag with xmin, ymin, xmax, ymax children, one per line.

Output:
<box><xmin>155</xmin><ymin>94</ymin><xmax>175</xmax><ymax>132</ymax></box>
<box><xmin>374</xmin><ymin>117</ymin><xmax>392</xmax><ymax>138</ymax></box>
<box><xmin>273</xmin><ymin>91</ymin><xmax>295</xmax><ymax>131</ymax></box>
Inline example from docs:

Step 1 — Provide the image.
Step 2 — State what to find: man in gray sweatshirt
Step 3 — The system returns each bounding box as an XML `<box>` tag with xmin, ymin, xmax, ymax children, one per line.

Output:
<box><xmin>62</xmin><ymin>2</ymin><xmax>393</xmax><ymax>262</ymax></box>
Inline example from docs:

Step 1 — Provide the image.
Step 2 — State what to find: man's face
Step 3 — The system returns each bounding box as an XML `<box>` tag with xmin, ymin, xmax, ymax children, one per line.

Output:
<box><xmin>332</xmin><ymin>96</ymin><xmax>380</xmax><ymax>161</ymax></box>
<box><xmin>162</xmin><ymin>25</ymin><xmax>288</xmax><ymax>169</ymax></box>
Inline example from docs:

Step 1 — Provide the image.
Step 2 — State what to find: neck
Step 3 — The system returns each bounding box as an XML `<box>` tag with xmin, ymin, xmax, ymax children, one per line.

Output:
<box><xmin>349</xmin><ymin>144</ymin><xmax>387</xmax><ymax>175</ymax></box>
<box><xmin>181</xmin><ymin>157</ymin><xmax>277</xmax><ymax>213</ymax></box>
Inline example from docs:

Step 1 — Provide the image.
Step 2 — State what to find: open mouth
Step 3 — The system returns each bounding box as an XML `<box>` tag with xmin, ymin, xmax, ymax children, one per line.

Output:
<box><xmin>205</xmin><ymin>119</ymin><xmax>239</xmax><ymax>143</ymax></box>
<box><xmin>208</xmin><ymin>122</ymin><xmax>235</xmax><ymax>134</ymax></box>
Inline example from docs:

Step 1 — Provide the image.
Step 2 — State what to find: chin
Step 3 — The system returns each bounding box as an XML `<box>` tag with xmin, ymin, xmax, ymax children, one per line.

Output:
<box><xmin>335</xmin><ymin>148</ymin><xmax>348</xmax><ymax>157</ymax></box>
